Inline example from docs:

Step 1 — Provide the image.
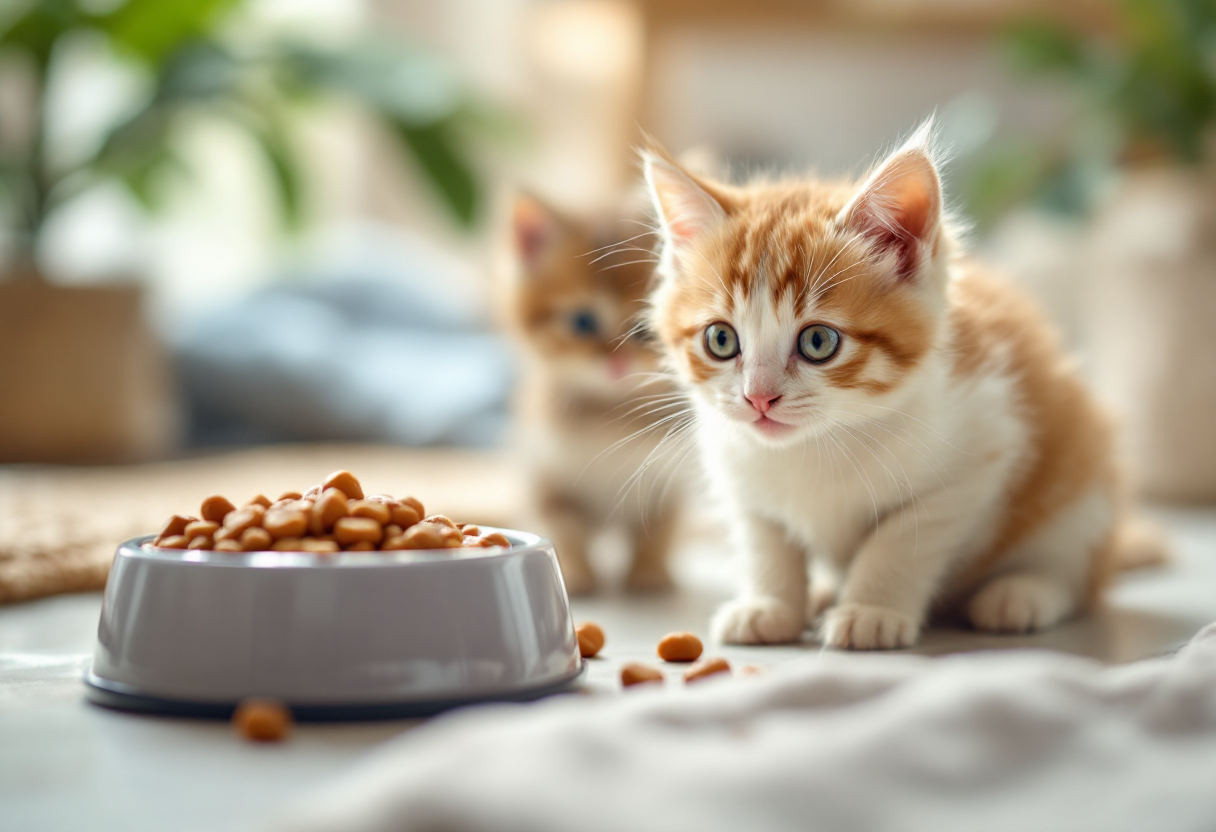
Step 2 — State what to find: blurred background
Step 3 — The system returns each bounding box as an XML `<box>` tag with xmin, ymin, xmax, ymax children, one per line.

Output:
<box><xmin>2</xmin><ymin>0</ymin><xmax>1215</xmax><ymax>504</ymax></box>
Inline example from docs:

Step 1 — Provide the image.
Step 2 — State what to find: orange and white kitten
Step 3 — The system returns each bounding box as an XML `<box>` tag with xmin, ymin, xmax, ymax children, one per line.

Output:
<box><xmin>506</xmin><ymin>194</ymin><xmax>683</xmax><ymax>595</ymax></box>
<box><xmin>642</xmin><ymin>124</ymin><xmax>1151</xmax><ymax>649</ymax></box>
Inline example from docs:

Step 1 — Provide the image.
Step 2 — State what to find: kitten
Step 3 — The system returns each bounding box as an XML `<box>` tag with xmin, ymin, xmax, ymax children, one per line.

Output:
<box><xmin>640</xmin><ymin>123</ymin><xmax>1161</xmax><ymax>649</ymax></box>
<box><xmin>506</xmin><ymin>194</ymin><xmax>683</xmax><ymax>595</ymax></box>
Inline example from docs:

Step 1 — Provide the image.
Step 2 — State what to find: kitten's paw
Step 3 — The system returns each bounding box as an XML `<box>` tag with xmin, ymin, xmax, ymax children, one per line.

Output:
<box><xmin>967</xmin><ymin>573</ymin><xmax>1073</xmax><ymax>634</ymax></box>
<box><xmin>822</xmin><ymin>603</ymin><xmax>920</xmax><ymax>650</ymax></box>
<box><xmin>712</xmin><ymin>597</ymin><xmax>804</xmax><ymax>644</ymax></box>
<box><xmin>624</xmin><ymin>561</ymin><xmax>675</xmax><ymax>593</ymax></box>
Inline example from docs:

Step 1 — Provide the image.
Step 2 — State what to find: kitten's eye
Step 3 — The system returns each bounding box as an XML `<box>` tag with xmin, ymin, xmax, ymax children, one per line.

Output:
<box><xmin>570</xmin><ymin>310</ymin><xmax>599</xmax><ymax>337</ymax></box>
<box><xmin>705</xmin><ymin>322</ymin><xmax>740</xmax><ymax>360</ymax></box>
<box><xmin>798</xmin><ymin>324</ymin><xmax>840</xmax><ymax>363</ymax></box>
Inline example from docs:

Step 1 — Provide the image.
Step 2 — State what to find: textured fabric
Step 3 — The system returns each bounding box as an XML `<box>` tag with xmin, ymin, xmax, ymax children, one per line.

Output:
<box><xmin>273</xmin><ymin>626</ymin><xmax>1216</xmax><ymax>832</ymax></box>
<box><xmin>0</xmin><ymin>445</ymin><xmax>519</xmax><ymax>604</ymax></box>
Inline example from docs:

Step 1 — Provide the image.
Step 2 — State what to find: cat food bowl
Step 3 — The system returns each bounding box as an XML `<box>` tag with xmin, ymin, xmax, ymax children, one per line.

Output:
<box><xmin>85</xmin><ymin>529</ymin><xmax>583</xmax><ymax>720</ymax></box>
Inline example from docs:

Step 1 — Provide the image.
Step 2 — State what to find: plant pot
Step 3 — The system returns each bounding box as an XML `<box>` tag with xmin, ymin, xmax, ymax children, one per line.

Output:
<box><xmin>0</xmin><ymin>274</ymin><xmax>180</xmax><ymax>463</ymax></box>
<box><xmin>1081</xmin><ymin>167</ymin><xmax>1216</xmax><ymax>504</ymax></box>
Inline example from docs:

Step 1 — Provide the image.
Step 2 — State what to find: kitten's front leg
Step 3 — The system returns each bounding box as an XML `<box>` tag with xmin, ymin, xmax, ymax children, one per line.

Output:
<box><xmin>712</xmin><ymin>512</ymin><xmax>807</xmax><ymax>644</ymax></box>
<box><xmin>822</xmin><ymin>488</ymin><xmax>979</xmax><ymax>650</ymax></box>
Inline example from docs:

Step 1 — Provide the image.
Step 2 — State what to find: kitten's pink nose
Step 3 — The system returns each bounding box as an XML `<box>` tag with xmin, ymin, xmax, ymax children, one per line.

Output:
<box><xmin>745</xmin><ymin>391</ymin><xmax>781</xmax><ymax>414</ymax></box>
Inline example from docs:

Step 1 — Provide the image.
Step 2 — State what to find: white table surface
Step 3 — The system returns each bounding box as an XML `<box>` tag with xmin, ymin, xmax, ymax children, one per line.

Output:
<box><xmin>3</xmin><ymin>508</ymin><xmax>1215</xmax><ymax>832</ymax></box>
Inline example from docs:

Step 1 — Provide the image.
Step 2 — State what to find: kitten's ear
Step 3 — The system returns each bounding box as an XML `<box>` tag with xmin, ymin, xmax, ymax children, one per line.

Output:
<box><xmin>512</xmin><ymin>193</ymin><xmax>562</xmax><ymax>267</ymax></box>
<box><xmin>642</xmin><ymin>148</ymin><xmax>730</xmax><ymax>256</ymax></box>
<box><xmin>837</xmin><ymin>124</ymin><xmax>942</xmax><ymax>281</ymax></box>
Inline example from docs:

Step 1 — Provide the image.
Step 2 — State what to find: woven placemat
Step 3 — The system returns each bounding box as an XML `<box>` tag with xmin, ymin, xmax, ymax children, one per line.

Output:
<box><xmin>0</xmin><ymin>444</ymin><xmax>522</xmax><ymax>605</ymax></box>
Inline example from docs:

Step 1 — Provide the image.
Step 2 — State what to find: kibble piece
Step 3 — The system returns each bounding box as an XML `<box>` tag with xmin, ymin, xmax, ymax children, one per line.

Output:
<box><xmin>349</xmin><ymin>500</ymin><xmax>391</xmax><ymax>525</ymax></box>
<box><xmin>247</xmin><ymin>494</ymin><xmax>272</xmax><ymax>509</ymax></box>
<box><xmin>620</xmin><ymin>663</ymin><xmax>664</xmax><ymax>688</ymax></box>
<box><xmin>380</xmin><ymin>535</ymin><xmax>409</xmax><ymax>550</ymax></box>
<box><xmin>333</xmin><ymin>517</ymin><xmax>384</xmax><ymax>546</ymax></box>
<box><xmin>158</xmin><ymin>535</ymin><xmax>190</xmax><ymax>550</ymax></box>
<box><xmin>233</xmin><ymin>698</ymin><xmax>292</xmax><ymax>742</ymax></box>
<box><xmin>263</xmin><ymin>508</ymin><xmax>309</xmax><ymax>540</ymax></box>
<box><xmin>576</xmin><ymin>622</ymin><xmax>605</xmax><ymax>658</ymax></box>
<box><xmin>215</xmin><ymin>526</ymin><xmax>241</xmax><ymax>542</ymax></box>
<box><xmin>271</xmin><ymin>538</ymin><xmax>305</xmax><ymax>552</ymax></box>
<box><xmin>302</xmin><ymin>484</ymin><xmax>322</xmax><ymax>499</ymax></box>
<box><xmin>322</xmin><ymin>470</ymin><xmax>364</xmax><ymax>501</ymax></box>
<box><xmin>400</xmin><ymin>522</ymin><xmax>453</xmax><ymax>550</ymax></box>
<box><xmin>400</xmin><ymin>496</ymin><xmax>425</xmax><ymax>517</ymax></box>
<box><xmin>345</xmin><ymin>541</ymin><xmax>376</xmax><ymax>551</ymax></box>
<box><xmin>310</xmin><ymin>488</ymin><xmax>349</xmax><ymax>536</ymax></box>
<box><xmin>241</xmin><ymin>527</ymin><xmax>273</xmax><ymax>552</ymax></box>
<box><xmin>200</xmin><ymin>495</ymin><xmax>237</xmax><ymax>523</ymax></box>
<box><xmin>187</xmin><ymin>535</ymin><xmax>214</xmax><ymax>550</ymax></box>
<box><xmin>683</xmin><ymin>657</ymin><xmax>731</xmax><ymax>683</ymax></box>
<box><xmin>390</xmin><ymin>503</ymin><xmax>422</xmax><ymax>529</ymax></box>
<box><xmin>461</xmin><ymin>524</ymin><xmax>480</xmax><ymax>537</ymax></box>
<box><xmin>479</xmin><ymin>532</ymin><xmax>511</xmax><ymax>548</ymax></box>
<box><xmin>157</xmin><ymin>515</ymin><xmax>193</xmax><ymax>542</ymax></box>
<box><xmin>184</xmin><ymin>520</ymin><xmax>220</xmax><ymax>540</ymax></box>
<box><xmin>383</xmin><ymin>523</ymin><xmax>403</xmax><ymax>539</ymax></box>
<box><xmin>425</xmin><ymin>514</ymin><xmax>458</xmax><ymax>530</ymax></box>
<box><xmin>223</xmin><ymin>506</ymin><xmax>265</xmax><ymax>535</ymax></box>
<box><xmin>299</xmin><ymin>538</ymin><xmax>339</xmax><ymax>554</ymax></box>
<box><xmin>657</xmin><ymin>632</ymin><xmax>703</xmax><ymax>663</ymax></box>
<box><xmin>277</xmin><ymin>490</ymin><xmax>303</xmax><ymax>502</ymax></box>
<box><xmin>214</xmin><ymin>539</ymin><xmax>244</xmax><ymax>552</ymax></box>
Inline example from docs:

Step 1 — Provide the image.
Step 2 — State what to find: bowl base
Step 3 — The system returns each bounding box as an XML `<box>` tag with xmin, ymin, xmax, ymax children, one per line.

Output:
<box><xmin>83</xmin><ymin>663</ymin><xmax>586</xmax><ymax>722</ymax></box>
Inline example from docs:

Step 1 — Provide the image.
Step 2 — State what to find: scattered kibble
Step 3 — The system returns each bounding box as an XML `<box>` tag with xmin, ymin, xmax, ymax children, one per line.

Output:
<box><xmin>145</xmin><ymin>470</ymin><xmax>511</xmax><ymax>555</ymax></box>
<box><xmin>233</xmin><ymin>698</ymin><xmax>293</xmax><ymax>742</ymax></box>
<box><xmin>575</xmin><ymin>622</ymin><xmax>605</xmax><ymax>658</ymax></box>
<box><xmin>657</xmin><ymin>632</ymin><xmax>703</xmax><ymax>663</ymax></box>
<box><xmin>683</xmin><ymin>657</ymin><xmax>731</xmax><ymax>683</ymax></box>
<box><xmin>621</xmin><ymin>663</ymin><xmax>664</xmax><ymax>688</ymax></box>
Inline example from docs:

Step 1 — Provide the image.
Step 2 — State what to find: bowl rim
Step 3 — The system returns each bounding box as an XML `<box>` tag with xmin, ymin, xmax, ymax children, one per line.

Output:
<box><xmin>122</xmin><ymin>525</ymin><xmax>549</xmax><ymax>569</ymax></box>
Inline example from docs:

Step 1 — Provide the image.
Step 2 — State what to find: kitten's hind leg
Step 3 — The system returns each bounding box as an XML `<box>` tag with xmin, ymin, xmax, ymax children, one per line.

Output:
<box><xmin>967</xmin><ymin>573</ymin><xmax>1076</xmax><ymax>633</ymax></box>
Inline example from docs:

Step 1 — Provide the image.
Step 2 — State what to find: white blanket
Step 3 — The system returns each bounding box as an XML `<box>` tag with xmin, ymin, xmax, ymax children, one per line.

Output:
<box><xmin>272</xmin><ymin>627</ymin><xmax>1216</xmax><ymax>832</ymax></box>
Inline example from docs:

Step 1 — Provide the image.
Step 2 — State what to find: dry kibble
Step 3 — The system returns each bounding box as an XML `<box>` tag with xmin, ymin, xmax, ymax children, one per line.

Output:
<box><xmin>683</xmin><ymin>657</ymin><xmax>731</xmax><ymax>683</ymax></box>
<box><xmin>187</xmin><ymin>535</ymin><xmax>214</xmax><ymax>550</ymax></box>
<box><xmin>345</xmin><ymin>541</ymin><xmax>376</xmax><ymax>552</ymax></box>
<box><xmin>400</xmin><ymin>496</ymin><xmax>425</xmax><ymax>517</ymax></box>
<box><xmin>299</xmin><ymin>538</ymin><xmax>339</xmax><ymax>554</ymax></box>
<box><xmin>425</xmin><ymin>514</ymin><xmax>458</xmax><ymax>530</ymax></box>
<box><xmin>241</xmin><ymin>527</ymin><xmax>273</xmax><ymax>552</ymax></box>
<box><xmin>200</xmin><ymin>495</ymin><xmax>237</xmax><ymax>523</ymax></box>
<box><xmin>247</xmin><ymin>494</ymin><xmax>272</xmax><ymax>509</ymax></box>
<box><xmin>278</xmin><ymin>490</ymin><xmax>303</xmax><ymax>502</ymax></box>
<box><xmin>380</xmin><ymin>535</ymin><xmax>409</xmax><ymax>550</ymax></box>
<box><xmin>158</xmin><ymin>535</ymin><xmax>190</xmax><ymax>550</ymax></box>
<box><xmin>271</xmin><ymin>538</ymin><xmax>305</xmax><ymax>552</ymax></box>
<box><xmin>383</xmin><ymin>523</ymin><xmax>403</xmax><ymax>539</ymax></box>
<box><xmin>263</xmin><ymin>508</ymin><xmax>309</xmax><ymax>540</ymax></box>
<box><xmin>157</xmin><ymin>515</ymin><xmax>193</xmax><ymax>542</ymax></box>
<box><xmin>233</xmin><ymin>698</ymin><xmax>292</xmax><ymax>742</ymax></box>
<box><xmin>575</xmin><ymin>622</ymin><xmax>605</xmax><ymax>658</ymax></box>
<box><xmin>322</xmin><ymin>470</ymin><xmax>364</xmax><ymax>501</ymax></box>
<box><xmin>302</xmin><ymin>484</ymin><xmax>322</xmax><ymax>500</ymax></box>
<box><xmin>390</xmin><ymin>503</ymin><xmax>422</xmax><ymax>529</ymax></box>
<box><xmin>214</xmin><ymin>539</ymin><xmax>244</xmax><ymax>552</ymax></box>
<box><xmin>461</xmin><ymin>525</ymin><xmax>480</xmax><ymax>537</ymax></box>
<box><xmin>657</xmin><ymin>632</ymin><xmax>703</xmax><ymax>663</ymax></box>
<box><xmin>400</xmin><ymin>523</ymin><xmax>452</xmax><ymax>550</ymax></box>
<box><xmin>310</xmin><ymin>488</ymin><xmax>349</xmax><ymax>536</ymax></box>
<box><xmin>479</xmin><ymin>532</ymin><xmax>511</xmax><ymax>548</ymax></box>
<box><xmin>184</xmin><ymin>520</ymin><xmax>220</xmax><ymax>540</ymax></box>
<box><xmin>620</xmin><ymin>663</ymin><xmax>664</xmax><ymax>688</ymax></box>
<box><xmin>349</xmin><ymin>500</ymin><xmax>391</xmax><ymax>525</ymax></box>
<box><xmin>333</xmin><ymin>517</ymin><xmax>383</xmax><ymax>546</ymax></box>
<box><xmin>223</xmin><ymin>506</ymin><xmax>265</xmax><ymax>535</ymax></box>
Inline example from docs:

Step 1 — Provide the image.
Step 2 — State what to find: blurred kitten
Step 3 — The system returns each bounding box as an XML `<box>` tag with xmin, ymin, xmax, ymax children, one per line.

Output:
<box><xmin>505</xmin><ymin>194</ymin><xmax>684</xmax><ymax>595</ymax></box>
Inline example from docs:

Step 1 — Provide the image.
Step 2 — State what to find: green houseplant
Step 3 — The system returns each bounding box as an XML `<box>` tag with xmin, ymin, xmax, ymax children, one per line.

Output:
<box><xmin>0</xmin><ymin>0</ymin><xmax>492</xmax><ymax>463</ymax></box>
<box><xmin>978</xmin><ymin>0</ymin><xmax>1216</xmax><ymax>502</ymax></box>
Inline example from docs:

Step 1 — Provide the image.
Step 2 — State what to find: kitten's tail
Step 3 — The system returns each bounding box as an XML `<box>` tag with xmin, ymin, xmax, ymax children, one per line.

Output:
<box><xmin>1114</xmin><ymin>517</ymin><xmax>1170</xmax><ymax>571</ymax></box>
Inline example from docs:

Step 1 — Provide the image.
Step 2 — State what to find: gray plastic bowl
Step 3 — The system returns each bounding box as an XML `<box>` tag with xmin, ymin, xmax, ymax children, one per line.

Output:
<box><xmin>85</xmin><ymin>529</ymin><xmax>583</xmax><ymax>720</ymax></box>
